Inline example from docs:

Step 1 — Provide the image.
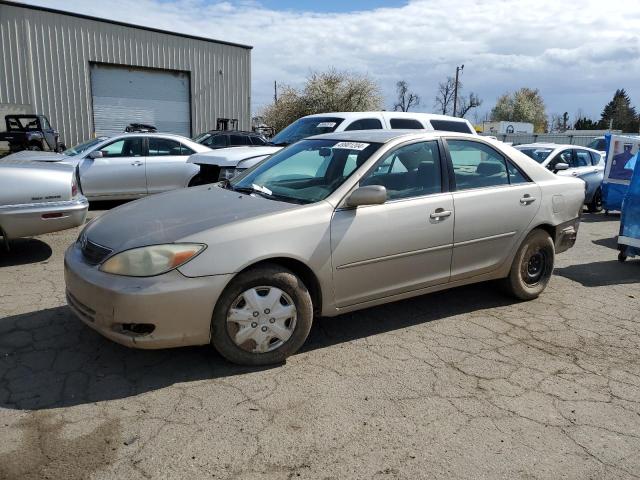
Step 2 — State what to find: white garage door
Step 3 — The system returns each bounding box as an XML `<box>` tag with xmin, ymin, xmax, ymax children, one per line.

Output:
<box><xmin>90</xmin><ymin>64</ymin><xmax>191</xmax><ymax>137</ymax></box>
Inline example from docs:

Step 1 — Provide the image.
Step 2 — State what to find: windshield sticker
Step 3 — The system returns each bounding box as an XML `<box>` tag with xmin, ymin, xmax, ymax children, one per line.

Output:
<box><xmin>316</xmin><ymin>122</ymin><xmax>337</xmax><ymax>128</ymax></box>
<box><xmin>333</xmin><ymin>141</ymin><xmax>370</xmax><ymax>151</ymax></box>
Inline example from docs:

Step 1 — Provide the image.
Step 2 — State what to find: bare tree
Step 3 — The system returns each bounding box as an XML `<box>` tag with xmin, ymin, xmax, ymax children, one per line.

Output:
<box><xmin>434</xmin><ymin>77</ymin><xmax>456</xmax><ymax>116</ymax></box>
<box><xmin>457</xmin><ymin>92</ymin><xmax>483</xmax><ymax>118</ymax></box>
<box><xmin>393</xmin><ymin>80</ymin><xmax>420</xmax><ymax>112</ymax></box>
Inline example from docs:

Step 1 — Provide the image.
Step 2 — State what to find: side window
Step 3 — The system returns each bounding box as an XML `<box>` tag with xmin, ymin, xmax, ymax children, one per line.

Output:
<box><xmin>430</xmin><ymin>119</ymin><xmax>473</xmax><ymax>134</ymax></box>
<box><xmin>148</xmin><ymin>138</ymin><xmax>182</xmax><ymax>157</ymax></box>
<box><xmin>229</xmin><ymin>134</ymin><xmax>250</xmax><ymax>146</ymax></box>
<box><xmin>547</xmin><ymin>150</ymin><xmax>572</xmax><ymax>170</ymax></box>
<box><xmin>100</xmin><ymin>138</ymin><xmax>143</xmax><ymax>157</ymax></box>
<box><xmin>589</xmin><ymin>151</ymin><xmax>602</xmax><ymax>165</ymax></box>
<box><xmin>180</xmin><ymin>144</ymin><xmax>195</xmax><ymax>156</ymax></box>
<box><xmin>250</xmin><ymin>136</ymin><xmax>267</xmax><ymax>146</ymax></box>
<box><xmin>40</xmin><ymin>117</ymin><xmax>52</xmax><ymax>130</ymax></box>
<box><xmin>389</xmin><ymin>118</ymin><xmax>424</xmax><ymax>129</ymax></box>
<box><xmin>507</xmin><ymin>162</ymin><xmax>529</xmax><ymax>184</ymax></box>
<box><xmin>360</xmin><ymin>141</ymin><xmax>442</xmax><ymax>200</ymax></box>
<box><xmin>447</xmin><ymin>140</ymin><xmax>509</xmax><ymax>190</ymax></box>
<box><xmin>575</xmin><ymin>150</ymin><xmax>591</xmax><ymax>167</ymax></box>
<box><xmin>205</xmin><ymin>135</ymin><xmax>228</xmax><ymax>148</ymax></box>
<box><xmin>344</xmin><ymin>118</ymin><xmax>383</xmax><ymax>131</ymax></box>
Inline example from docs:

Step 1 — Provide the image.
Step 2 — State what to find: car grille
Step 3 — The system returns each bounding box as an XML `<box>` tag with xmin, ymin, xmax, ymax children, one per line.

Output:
<box><xmin>81</xmin><ymin>238</ymin><xmax>112</xmax><ymax>265</ymax></box>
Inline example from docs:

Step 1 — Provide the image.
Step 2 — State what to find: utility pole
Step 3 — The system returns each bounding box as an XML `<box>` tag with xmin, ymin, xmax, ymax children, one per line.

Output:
<box><xmin>274</xmin><ymin>81</ymin><xmax>278</xmax><ymax>104</ymax></box>
<box><xmin>452</xmin><ymin>64</ymin><xmax>464</xmax><ymax>117</ymax></box>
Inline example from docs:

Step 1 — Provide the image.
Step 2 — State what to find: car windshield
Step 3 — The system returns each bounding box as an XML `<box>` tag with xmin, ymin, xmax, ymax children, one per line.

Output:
<box><xmin>269</xmin><ymin>117</ymin><xmax>345</xmax><ymax>146</ymax></box>
<box><xmin>63</xmin><ymin>137</ymin><xmax>108</xmax><ymax>156</ymax></box>
<box><xmin>229</xmin><ymin>139</ymin><xmax>380</xmax><ymax>204</ymax></box>
<box><xmin>517</xmin><ymin>147</ymin><xmax>554</xmax><ymax>163</ymax></box>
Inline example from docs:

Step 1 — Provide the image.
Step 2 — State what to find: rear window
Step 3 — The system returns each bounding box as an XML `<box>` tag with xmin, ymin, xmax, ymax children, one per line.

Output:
<box><xmin>229</xmin><ymin>134</ymin><xmax>250</xmax><ymax>146</ymax></box>
<box><xmin>430</xmin><ymin>119</ymin><xmax>473</xmax><ymax>134</ymax></box>
<box><xmin>250</xmin><ymin>136</ymin><xmax>268</xmax><ymax>146</ymax></box>
<box><xmin>589</xmin><ymin>151</ymin><xmax>602</xmax><ymax>165</ymax></box>
<box><xmin>389</xmin><ymin>118</ymin><xmax>424</xmax><ymax>129</ymax></box>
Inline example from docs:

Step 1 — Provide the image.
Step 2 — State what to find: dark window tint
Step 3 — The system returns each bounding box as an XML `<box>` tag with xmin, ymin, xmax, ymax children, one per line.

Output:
<box><xmin>587</xmin><ymin>138</ymin><xmax>606</xmax><ymax>151</ymax></box>
<box><xmin>229</xmin><ymin>134</ymin><xmax>251</xmax><ymax>146</ymax></box>
<box><xmin>589</xmin><ymin>151</ymin><xmax>602</xmax><ymax>165</ymax></box>
<box><xmin>344</xmin><ymin>118</ymin><xmax>383</xmax><ymax>131</ymax></box>
<box><xmin>100</xmin><ymin>138</ymin><xmax>143</xmax><ymax>157</ymax></box>
<box><xmin>249</xmin><ymin>136</ymin><xmax>268</xmax><ymax>146</ymax></box>
<box><xmin>180</xmin><ymin>144</ymin><xmax>195</xmax><ymax>155</ymax></box>
<box><xmin>430</xmin><ymin>119</ymin><xmax>473</xmax><ymax>134</ymax></box>
<box><xmin>148</xmin><ymin>138</ymin><xmax>182</xmax><ymax>156</ymax></box>
<box><xmin>574</xmin><ymin>150</ymin><xmax>591</xmax><ymax>167</ymax></box>
<box><xmin>389</xmin><ymin>118</ymin><xmax>424</xmax><ymax>129</ymax></box>
<box><xmin>507</xmin><ymin>162</ymin><xmax>529</xmax><ymax>184</ymax></box>
<box><xmin>205</xmin><ymin>135</ymin><xmax>228</xmax><ymax>148</ymax></box>
<box><xmin>360</xmin><ymin>141</ymin><xmax>442</xmax><ymax>200</ymax></box>
<box><xmin>447</xmin><ymin>140</ymin><xmax>509</xmax><ymax>190</ymax></box>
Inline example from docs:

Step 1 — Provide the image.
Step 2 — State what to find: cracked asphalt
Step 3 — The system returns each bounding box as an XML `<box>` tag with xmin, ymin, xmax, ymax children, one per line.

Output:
<box><xmin>0</xmin><ymin>209</ymin><xmax>639</xmax><ymax>480</ymax></box>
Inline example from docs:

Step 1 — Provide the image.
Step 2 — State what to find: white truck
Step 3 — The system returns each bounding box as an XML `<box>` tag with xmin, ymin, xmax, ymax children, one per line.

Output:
<box><xmin>188</xmin><ymin>111</ymin><xmax>476</xmax><ymax>183</ymax></box>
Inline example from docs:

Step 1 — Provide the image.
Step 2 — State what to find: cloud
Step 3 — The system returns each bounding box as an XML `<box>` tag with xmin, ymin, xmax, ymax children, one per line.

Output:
<box><xmin>23</xmin><ymin>0</ymin><xmax>640</xmax><ymax>120</ymax></box>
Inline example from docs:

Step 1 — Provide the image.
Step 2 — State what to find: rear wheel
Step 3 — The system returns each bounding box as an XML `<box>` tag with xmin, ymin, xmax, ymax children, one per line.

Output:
<box><xmin>587</xmin><ymin>188</ymin><xmax>603</xmax><ymax>213</ymax></box>
<box><xmin>210</xmin><ymin>265</ymin><xmax>313</xmax><ymax>365</ymax></box>
<box><xmin>503</xmin><ymin>229</ymin><xmax>555</xmax><ymax>300</ymax></box>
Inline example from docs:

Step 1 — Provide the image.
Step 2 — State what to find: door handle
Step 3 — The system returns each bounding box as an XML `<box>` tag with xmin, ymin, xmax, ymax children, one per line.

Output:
<box><xmin>520</xmin><ymin>194</ymin><xmax>536</xmax><ymax>205</ymax></box>
<box><xmin>430</xmin><ymin>208</ymin><xmax>452</xmax><ymax>220</ymax></box>
<box><xmin>131</xmin><ymin>161</ymin><xmax>143</xmax><ymax>166</ymax></box>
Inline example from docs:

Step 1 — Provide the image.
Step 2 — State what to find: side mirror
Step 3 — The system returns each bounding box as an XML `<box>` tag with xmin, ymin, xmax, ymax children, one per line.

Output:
<box><xmin>553</xmin><ymin>162</ymin><xmax>569</xmax><ymax>173</ymax></box>
<box><xmin>88</xmin><ymin>150</ymin><xmax>104</xmax><ymax>159</ymax></box>
<box><xmin>346</xmin><ymin>185</ymin><xmax>387</xmax><ymax>207</ymax></box>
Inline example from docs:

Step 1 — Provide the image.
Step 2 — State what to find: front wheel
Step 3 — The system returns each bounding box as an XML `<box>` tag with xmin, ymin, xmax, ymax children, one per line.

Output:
<box><xmin>503</xmin><ymin>229</ymin><xmax>555</xmax><ymax>300</ymax></box>
<box><xmin>210</xmin><ymin>264</ymin><xmax>313</xmax><ymax>365</ymax></box>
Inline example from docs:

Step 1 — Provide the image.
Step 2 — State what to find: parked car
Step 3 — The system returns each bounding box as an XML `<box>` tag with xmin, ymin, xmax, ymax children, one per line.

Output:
<box><xmin>65</xmin><ymin>130</ymin><xmax>584</xmax><ymax>365</ymax></box>
<box><xmin>0</xmin><ymin>160</ymin><xmax>88</xmax><ymax>246</ymax></box>
<box><xmin>515</xmin><ymin>143</ymin><xmax>604</xmax><ymax>212</ymax></box>
<box><xmin>2</xmin><ymin>133</ymin><xmax>211</xmax><ymax>201</ymax></box>
<box><xmin>192</xmin><ymin>130</ymin><xmax>268</xmax><ymax>149</ymax></box>
<box><xmin>0</xmin><ymin>115</ymin><xmax>65</xmax><ymax>153</ymax></box>
<box><xmin>188</xmin><ymin>112</ymin><xmax>477</xmax><ymax>183</ymax></box>
<box><xmin>586</xmin><ymin>136</ymin><xmax>606</xmax><ymax>154</ymax></box>
<box><xmin>125</xmin><ymin>123</ymin><xmax>157</xmax><ymax>133</ymax></box>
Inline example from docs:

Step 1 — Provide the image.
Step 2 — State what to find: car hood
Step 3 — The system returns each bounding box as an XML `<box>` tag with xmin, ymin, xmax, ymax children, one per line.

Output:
<box><xmin>188</xmin><ymin>146</ymin><xmax>282</xmax><ymax>167</ymax></box>
<box><xmin>84</xmin><ymin>184</ymin><xmax>298</xmax><ymax>252</ymax></box>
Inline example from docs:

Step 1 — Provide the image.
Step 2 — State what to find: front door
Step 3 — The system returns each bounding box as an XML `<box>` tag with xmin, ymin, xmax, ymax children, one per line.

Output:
<box><xmin>80</xmin><ymin>137</ymin><xmax>147</xmax><ymax>198</ymax></box>
<box><xmin>445</xmin><ymin>139</ymin><xmax>541</xmax><ymax>280</ymax></box>
<box><xmin>331</xmin><ymin>140</ymin><xmax>454</xmax><ymax>308</ymax></box>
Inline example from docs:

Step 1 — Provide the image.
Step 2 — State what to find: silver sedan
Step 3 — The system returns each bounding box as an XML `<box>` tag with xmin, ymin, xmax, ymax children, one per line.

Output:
<box><xmin>4</xmin><ymin>133</ymin><xmax>211</xmax><ymax>201</ymax></box>
<box><xmin>65</xmin><ymin>131</ymin><xmax>585</xmax><ymax>365</ymax></box>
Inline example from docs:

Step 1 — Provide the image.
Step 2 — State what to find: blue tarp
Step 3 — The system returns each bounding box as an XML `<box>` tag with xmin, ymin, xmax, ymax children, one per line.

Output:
<box><xmin>619</xmin><ymin>155</ymin><xmax>640</xmax><ymax>258</ymax></box>
<box><xmin>602</xmin><ymin>134</ymin><xmax>640</xmax><ymax>211</ymax></box>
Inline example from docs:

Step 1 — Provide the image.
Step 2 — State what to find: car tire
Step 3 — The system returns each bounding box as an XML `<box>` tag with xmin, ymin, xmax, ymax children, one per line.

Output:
<box><xmin>503</xmin><ymin>229</ymin><xmax>555</xmax><ymax>301</ymax></box>
<box><xmin>587</xmin><ymin>188</ymin><xmax>603</xmax><ymax>213</ymax></box>
<box><xmin>210</xmin><ymin>264</ymin><xmax>314</xmax><ymax>365</ymax></box>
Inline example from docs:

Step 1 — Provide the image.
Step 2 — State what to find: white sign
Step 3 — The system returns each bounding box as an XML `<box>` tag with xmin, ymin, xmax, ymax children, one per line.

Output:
<box><xmin>316</xmin><ymin>122</ymin><xmax>337</xmax><ymax>128</ymax></box>
<box><xmin>333</xmin><ymin>141</ymin><xmax>370</xmax><ymax>151</ymax></box>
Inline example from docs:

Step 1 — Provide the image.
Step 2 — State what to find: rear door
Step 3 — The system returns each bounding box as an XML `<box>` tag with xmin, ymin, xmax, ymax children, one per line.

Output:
<box><xmin>331</xmin><ymin>140</ymin><xmax>454</xmax><ymax>307</ymax></box>
<box><xmin>80</xmin><ymin>137</ymin><xmax>147</xmax><ymax>198</ymax></box>
<box><xmin>445</xmin><ymin>138</ymin><xmax>540</xmax><ymax>280</ymax></box>
<box><xmin>145</xmin><ymin>137</ymin><xmax>196</xmax><ymax>193</ymax></box>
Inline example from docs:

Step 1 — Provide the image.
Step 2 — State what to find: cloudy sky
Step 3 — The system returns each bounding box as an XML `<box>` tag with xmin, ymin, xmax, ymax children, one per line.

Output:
<box><xmin>24</xmin><ymin>0</ymin><xmax>640</xmax><ymax>123</ymax></box>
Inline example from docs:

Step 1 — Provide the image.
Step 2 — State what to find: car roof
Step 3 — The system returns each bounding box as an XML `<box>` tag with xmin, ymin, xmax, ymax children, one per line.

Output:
<box><xmin>204</xmin><ymin>130</ymin><xmax>261</xmax><ymax>135</ymax></box>
<box><xmin>516</xmin><ymin>143</ymin><xmax>602</xmax><ymax>155</ymax></box>
<box><xmin>303</xmin><ymin>111</ymin><xmax>471</xmax><ymax>122</ymax></box>
<box><xmin>308</xmin><ymin>129</ymin><xmax>478</xmax><ymax>143</ymax></box>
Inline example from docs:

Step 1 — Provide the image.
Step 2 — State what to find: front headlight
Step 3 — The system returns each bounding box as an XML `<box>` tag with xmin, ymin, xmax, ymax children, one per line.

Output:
<box><xmin>100</xmin><ymin>243</ymin><xmax>205</xmax><ymax>277</ymax></box>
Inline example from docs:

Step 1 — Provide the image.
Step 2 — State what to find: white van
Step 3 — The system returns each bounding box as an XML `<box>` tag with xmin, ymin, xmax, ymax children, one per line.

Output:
<box><xmin>188</xmin><ymin>112</ymin><xmax>477</xmax><ymax>183</ymax></box>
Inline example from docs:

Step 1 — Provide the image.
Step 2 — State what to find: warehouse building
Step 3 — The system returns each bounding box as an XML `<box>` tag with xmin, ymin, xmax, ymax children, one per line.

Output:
<box><xmin>0</xmin><ymin>0</ymin><xmax>252</xmax><ymax>146</ymax></box>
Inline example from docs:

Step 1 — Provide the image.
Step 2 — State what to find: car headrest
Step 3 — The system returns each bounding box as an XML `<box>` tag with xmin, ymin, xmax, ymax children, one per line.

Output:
<box><xmin>476</xmin><ymin>161</ymin><xmax>504</xmax><ymax>176</ymax></box>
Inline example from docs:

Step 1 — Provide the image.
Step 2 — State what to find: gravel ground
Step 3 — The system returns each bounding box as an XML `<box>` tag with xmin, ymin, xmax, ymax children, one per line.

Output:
<box><xmin>0</xmin><ymin>209</ymin><xmax>639</xmax><ymax>480</ymax></box>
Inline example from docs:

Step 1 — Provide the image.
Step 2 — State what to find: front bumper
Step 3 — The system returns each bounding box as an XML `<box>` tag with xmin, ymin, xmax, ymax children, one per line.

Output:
<box><xmin>0</xmin><ymin>196</ymin><xmax>88</xmax><ymax>238</ymax></box>
<box><xmin>64</xmin><ymin>243</ymin><xmax>233</xmax><ymax>349</ymax></box>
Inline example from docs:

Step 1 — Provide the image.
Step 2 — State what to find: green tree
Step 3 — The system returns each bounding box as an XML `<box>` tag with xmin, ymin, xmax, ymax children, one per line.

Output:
<box><xmin>573</xmin><ymin>117</ymin><xmax>599</xmax><ymax>130</ymax></box>
<box><xmin>490</xmin><ymin>88</ymin><xmax>548</xmax><ymax>133</ymax></box>
<box><xmin>598</xmin><ymin>89</ymin><xmax>639</xmax><ymax>132</ymax></box>
<box><xmin>262</xmin><ymin>69</ymin><xmax>383</xmax><ymax>132</ymax></box>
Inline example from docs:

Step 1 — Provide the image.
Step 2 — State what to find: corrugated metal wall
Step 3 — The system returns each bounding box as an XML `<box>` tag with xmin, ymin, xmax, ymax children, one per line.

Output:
<box><xmin>0</xmin><ymin>1</ymin><xmax>251</xmax><ymax>146</ymax></box>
